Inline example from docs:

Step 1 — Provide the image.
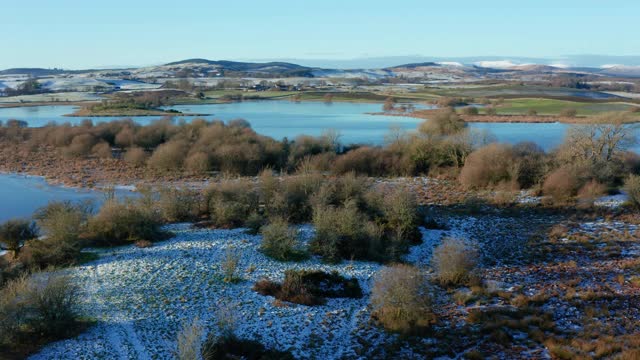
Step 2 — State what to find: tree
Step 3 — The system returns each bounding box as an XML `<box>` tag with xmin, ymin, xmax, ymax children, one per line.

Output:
<box><xmin>0</xmin><ymin>219</ymin><xmax>37</xmax><ymax>259</ymax></box>
<box><xmin>558</xmin><ymin>112</ymin><xmax>636</xmax><ymax>164</ymax></box>
<box><xmin>419</xmin><ymin>109</ymin><xmax>466</xmax><ymax>138</ymax></box>
<box><xmin>382</xmin><ymin>97</ymin><xmax>396</xmax><ymax>112</ymax></box>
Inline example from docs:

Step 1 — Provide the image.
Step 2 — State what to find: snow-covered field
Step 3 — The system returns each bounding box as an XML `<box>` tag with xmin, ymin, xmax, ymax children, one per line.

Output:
<box><xmin>30</xmin><ymin>223</ymin><xmax>443</xmax><ymax>360</ymax></box>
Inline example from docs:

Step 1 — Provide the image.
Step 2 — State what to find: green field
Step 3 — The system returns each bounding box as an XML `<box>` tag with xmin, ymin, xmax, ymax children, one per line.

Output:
<box><xmin>484</xmin><ymin>98</ymin><xmax>634</xmax><ymax>116</ymax></box>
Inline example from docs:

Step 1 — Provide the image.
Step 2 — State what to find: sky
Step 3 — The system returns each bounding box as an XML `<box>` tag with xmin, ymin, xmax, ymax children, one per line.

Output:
<box><xmin>1</xmin><ymin>0</ymin><xmax>639</xmax><ymax>69</ymax></box>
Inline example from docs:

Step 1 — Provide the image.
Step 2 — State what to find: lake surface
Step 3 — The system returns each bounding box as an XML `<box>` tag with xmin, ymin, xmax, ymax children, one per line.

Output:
<box><xmin>0</xmin><ymin>173</ymin><xmax>131</xmax><ymax>222</ymax></box>
<box><xmin>0</xmin><ymin>101</ymin><xmax>637</xmax><ymax>152</ymax></box>
<box><xmin>0</xmin><ymin>102</ymin><xmax>424</xmax><ymax>145</ymax></box>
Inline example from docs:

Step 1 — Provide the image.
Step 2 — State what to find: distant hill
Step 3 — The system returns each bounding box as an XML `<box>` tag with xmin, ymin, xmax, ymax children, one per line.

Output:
<box><xmin>163</xmin><ymin>59</ymin><xmax>315</xmax><ymax>77</ymax></box>
<box><xmin>386</xmin><ymin>62</ymin><xmax>440</xmax><ymax>69</ymax></box>
<box><xmin>0</xmin><ymin>68</ymin><xmax>69</xmax><ymax>77</ymax></box>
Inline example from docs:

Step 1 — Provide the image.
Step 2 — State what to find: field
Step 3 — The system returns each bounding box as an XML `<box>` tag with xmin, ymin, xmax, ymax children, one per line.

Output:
<box><xmin>485</xmin><ymin>98</ymin><xmax>635</xmax><ymax>116</ymax></box>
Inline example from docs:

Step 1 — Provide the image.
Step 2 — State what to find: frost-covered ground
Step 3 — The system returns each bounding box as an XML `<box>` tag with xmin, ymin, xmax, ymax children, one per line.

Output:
<box><xmin>30</xmin><ymin>224</ymin><xmax>442</xmax><ymax>360</ymax></box>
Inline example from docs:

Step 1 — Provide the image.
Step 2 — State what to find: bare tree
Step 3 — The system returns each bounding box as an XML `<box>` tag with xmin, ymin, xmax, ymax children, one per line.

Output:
<box><xmin>559</xmin><ymin>112</ymin><xmax>637</xmax><ymax>164</ymax></box>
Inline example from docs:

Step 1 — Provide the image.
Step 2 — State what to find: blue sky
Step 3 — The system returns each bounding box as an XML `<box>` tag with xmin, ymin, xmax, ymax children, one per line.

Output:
<box><xmin>1</xmin><ymin>0</ymin><xmax>639</xmax><ymax>69</ymax></box>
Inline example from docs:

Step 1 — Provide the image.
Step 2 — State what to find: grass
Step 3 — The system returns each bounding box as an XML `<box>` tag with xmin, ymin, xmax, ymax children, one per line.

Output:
<box><xmin>483</xmin><ymin>98</ymin><xmax>633</xmax><ymax>116</ymax></box>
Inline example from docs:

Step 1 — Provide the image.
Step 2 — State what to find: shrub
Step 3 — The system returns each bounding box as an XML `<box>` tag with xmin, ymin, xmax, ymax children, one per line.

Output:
<box><xmin>332</xmin><ymin>147</ymin><xmax>390</xmax><ymax>176</ymax></box>
<box><xmin>244</xmin><ymin>212</ymin><xmax>265</xmax><ymax>235</ymax></box>
<box><xmin>156</xmin><ymin>188</ymin><xmax>202</xmax><ymax>222</ymax></box>
<box><xmin>260</xmin><ymin>218</ymin><xmax>305</xmax><ymax>261</ymax></box>
<box><xmin>253</xmin><ymin>269</ymin><xmax>361</xmax><ymax>306</ymax></box>
<box><xmin>202</xmin><ymin>336</ymin><xmax>295</xmax><ymax>360</ymax></box>
<box><xmin>419</xmin><ymin>109</ymin><xmax>466</xmax><ymax>137</ymax></box>
<box><xmin>123</xmin><ymin>147</ymin><xmax>148</xmax><ymax>167</ymax></box>
<box><xmin>175</xmin><ymin>318</ymin><xmax>204</xmax><ymax>360</ymax></box>
<box><xmin>370</xmin><ymin>264</ymin><xmax>433</xmax><ymax>334</ymax></box>
<box><xmin>91</xmin><ymin>141</ymin><xmax>112</xmax><ymax>158</ymax></box>
<box><xmin>222</xmin><ymin>248</ymin><xmax>241</xmax><ymax>283</ymax></box>
<box><xmin>263</xmin><ymin>174</ymin><xmax>322</xmax><ymax>223</ymax></box>
<box><xmin>560</xmin><ymin>107</ymin><xmax>578</xmax><ymax>117</ymax></box>
<box><xmin>0</xmin><ymin>274</ymin><xmax>81</xmax><ymax>354</ymax></box>
<box><xmin>185</xmin><ymin>151</ymin><xmax>210</xmax><ymax>173</ymax></box>
<box><xmin>431</xmin><ymin>237</ymin><xmax>479</xmax><ymax>286</ymax></box>
<box><xmin>381</xmin><ymin>187</ymin><xmax>421</xmax><ymax>248</ymax></box>
<box><xmin>460</xmin><ymin>143</ymin><xmax>517</xmax><ymax>189</ymax></box>
<box><xmin>485</xmin><ymin>106</ymin><xmax>497</xmax><ymax>116</ymax></box>
<box><xmin>527</xmin><ymin>109</ymin><xmax>538</xmax><ymax>116</ymax></box>
<box><xmin>624</xmin><ymin>174</ymin><xmax>640</xmax><ymax>209</ymax></box>
<box><xmin>543</xmin><ymin>167</ymin><xmax>580</xmax><ymax>203</ymax></box>
<box><xmin>62</xmin><ymin>134</ymin><xmax>97</xmax><ymax>158</ymax></box>
<box><xmin>207</xmin><ymin>180</ymin><xmax>259</xmax><ymax>228</ymax></box>
<box><xmin>30</xmin><ymin>201</ymin><xmax>91</xmax><ymax>268</ymax></box>
<box><xmin>512</xmin><ymin>142</ymin><xmax>548</xmax><ymax>189</ymax></box>
<box><xmin>147</xmin><ymin>140</ymin><xmax>189</xmax><ymax>170</ymax></box>
<box><xmin>311</xmin><ymin>201</ymin><xmax>383</xmax><ymax>262</ymax></box>
<box><xmin>461</xmin><ymin>106</ymin><xmax>479</xmax><ymax>115</ymax></box>
<box><xmin>577</xmin><ymin>180</ymin><xmax>607</xmax><ymax>203</ymax></box>
<box><xmin>0</xmin><ymin>219</ymin><xmax>37</xmax><ymax>259</ymax></box>
<box><xmin>87</xmin><ymin>199</ymin><xmax>164</xmax><ymax>246</ymax></box>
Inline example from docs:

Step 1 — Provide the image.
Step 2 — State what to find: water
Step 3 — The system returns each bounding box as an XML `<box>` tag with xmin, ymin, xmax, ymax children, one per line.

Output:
<box><xmin>0</xmin><ymin>100</ymin><xmax>638</xmax><ymax>152</ymax></box>
<box><xmin>0</xmin><ymin>173</ymin><xmax>130</xmax><ymax>222</ymax></box>
<box><xmin>470</xmin><ymin>122</ymin><xmax>572</xmax><ymax>150</ymax></box>
<box><xmin>0</xmin><ymin>102</ymin><xmax>424</xmax><ymax>145</ymax></box>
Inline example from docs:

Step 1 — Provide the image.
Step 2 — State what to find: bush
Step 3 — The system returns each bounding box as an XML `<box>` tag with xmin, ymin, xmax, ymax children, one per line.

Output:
<box><xmin>29</xmin><ymin>201</ymin><xmax>91</xmax><ymax>268</ymax></box>
<box><xmin>253</xmin><ymin>269</ymin><xmax>361</xmax><ymax>306</ymax></box>
<box><xmin>62</xmin><ymin>134</ymin><xmax>97</xmax><ymax>158</ymax></box>
<box><xmin>207</xmin><ymin>180</ymin><xmax>259</xmax><ymax>228</ymax></box>
<box><xmin>311</xmin><ymin>201</ymin><xmax>383</xmax><ymax>262</ymax></box>
<box><xmin>381</xmin><ymin>187</ymin><xmax>421</xmax><ymax>247</ymax></box>
<box><xmin>260</xmin><ymin>218</ymin><xmax>305</xmax><ymax>261</ymax></box>
<box><xmin>263</xmin><ymin>174</ymin><xmax>323</xmax><ymax>223</ymax></box>
<box><xmin>244</xmin><ymin>212</ymin><xmax>265</xmax><ymax>235</ymax></box>
<box><xmin>202</xmin><ymin>335</ymin><xmax>295</xmax><ymax>360</ymax></box>
<box><xmin>222</xmin><ymin>248</ymin><xmax>241</xmax><ymax>283</ymax></box>
<box><xmin>175</xmin><ymin>318</ymin><xmax>204</xmax><ymax>360</ymax></box>
<box><xmin>87</xmin><ymin>199</ymin><xmax>164</xmax><ymax>246</ymax></box>
<box><xmin>461</xmin><ymin>106</ymin><xmax>479</xmax><ymax>115</ymax></box>
<box><xmin>485</xmin><ymin>106</ymin><xmax>497</xmax><ymax>115</ymax></box>
<box><xmin>512</xmin><ymin>142</ymin><xmax>548</xmax><ymax>189</ymax></box>
<box><xmin>91</xmin><ymin>141</ymin><xmax>112</xmax><ymax>158</ymax></box>
<box><xmin>560</xmin><ymin>107</ymin><xmax>578</xmax><ymax>117</ymax></box>
<box><xmin>332</xmin><ymin>147</ymin><xmax>393</xmax><ymax>176</ymax></box>
<box><xmin>185</xmin><ymin>151</ymin><xmax>210</xmax><ymax>173</ymax></box>
<box><xmin>543</xmin><ymin>167</ymin><xmax>580</xmax><ymax>204</ymax></box>
<box><xmin>370</xmin><ymin>264</ymin><xmax>433</xmax><ymax>334</ymax></box>
<box><xmin>156</xmin><ymin>188</ymin><xmax>202</xmax><ymax>222</ymax></box>
<box><xmin>577</xmin><ymin>180</ymin><xmax>607</xmax><ymax>203</ymax></box>
<box><xmin>431</xmin><ymin>237</ymin><xmax>478</xmax><ymax>286</ymax></box>
<box><xmin>419</xmin><ymin>109</ymin><xmax>466</xmax><ymax>137</ymax></box>
<box><xmin>0</xmin><ymin>219</ymin><xmax>37</xmax><ymax>259</ymax></box>
<box><xmin>0</xmin><ymin>274</ymin><xmax>81</xmax><ymax>355</ymax></box>
<box><xmin>624</xmin><ymin>174</ymin><xmax>640</xmax><ymax>209</ymax></box>
<box><xmin>147</xmin><ymin>140</ymin><xmax>189</xmax><ymax>170</ymax></box>
<box><xmin>459</xmin><ymin>143</ymin><xmax>517</xmax><ymax>189</ymax></box>
<box><xmin>123</xmin><ymin>147</ymin><xmax>148</xmax><ymax>167</ymax></box>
